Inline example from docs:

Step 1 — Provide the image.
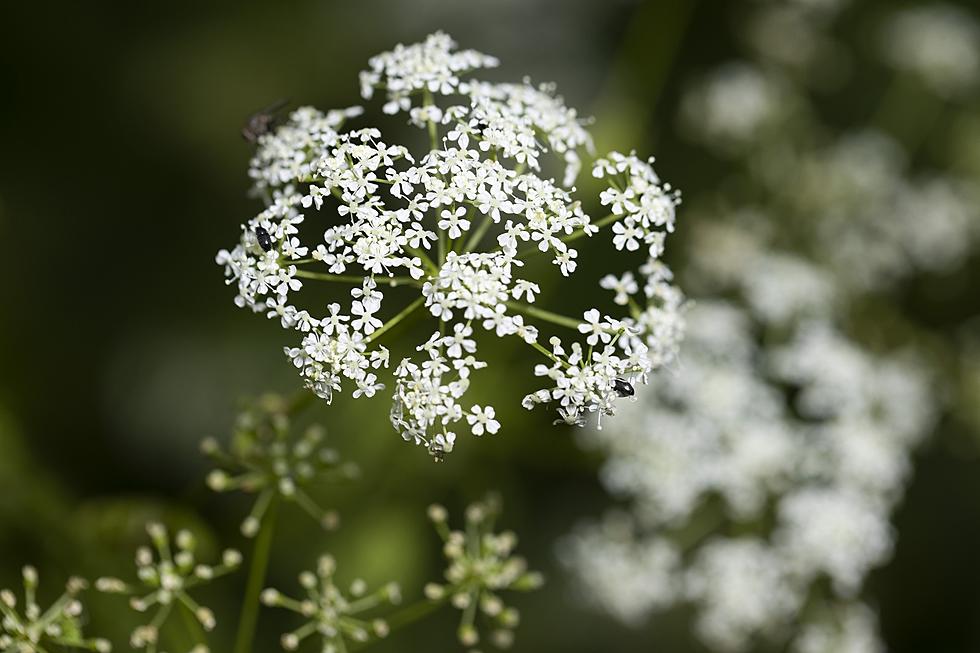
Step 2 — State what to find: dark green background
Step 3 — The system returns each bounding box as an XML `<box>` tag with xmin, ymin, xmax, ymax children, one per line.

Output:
<box><xmin>2</xmin><ymin>1</ymin><xmax>979</xmax><ymax>651</ymax></box>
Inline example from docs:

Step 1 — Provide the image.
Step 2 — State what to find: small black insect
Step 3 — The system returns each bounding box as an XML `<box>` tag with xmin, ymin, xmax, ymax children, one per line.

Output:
<box><xmin>254</xmin><ymin>226</ymin><xmax>274</xmax><ymax>252</ymax></box>
<box><xmin>241</xmin><ymin>99</ymin><xmax>289</xmax><ymax>143</ymax></box>
<box><xmin>474</xmin><ymin>121</ymin><xmax>489</xmax><ymax>134</ymax></box>
<box><xmin>612</xmin><ymin>378</ymin><xmax>635</xmax><ymax>398</ymax></box>
<box><xmin>429</xmin><ymin>443</ymin><xmax>445</xmax><ymax>463</ymax></box>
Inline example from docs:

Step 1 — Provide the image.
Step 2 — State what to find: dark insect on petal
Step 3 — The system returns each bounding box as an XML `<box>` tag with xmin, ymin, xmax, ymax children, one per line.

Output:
<box><xmin>242</xmin><ymin>99</ymin><xmax>289</xmax><ymax>143</ymax></box>
<box><xmin>612</xmin><ymin>378</ymin><xmax>635</xmax><ymax>398</ymax></box>
<box><xmin>429</xmin><ymin>444</ymin><xmax>445</xmax><ymax>463</ymax></box>
<box><xmin>254</xmin><ymin>226</ymin><xmax>274</xmax><ymax>252</ymax></box>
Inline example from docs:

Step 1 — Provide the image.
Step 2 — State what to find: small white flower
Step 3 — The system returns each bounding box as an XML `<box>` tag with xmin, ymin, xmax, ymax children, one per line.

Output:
<box><xmin>466</xmin><ymin>405</ymin><xmax>501</xmax><ymax>436</ymax></box>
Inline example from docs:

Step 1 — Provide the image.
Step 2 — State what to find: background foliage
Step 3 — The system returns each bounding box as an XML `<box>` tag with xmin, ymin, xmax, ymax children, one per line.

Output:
<box><xmin>1</xmin><ymin>1</ymin><xmax>979</xmax><ymax>651</ymax></box>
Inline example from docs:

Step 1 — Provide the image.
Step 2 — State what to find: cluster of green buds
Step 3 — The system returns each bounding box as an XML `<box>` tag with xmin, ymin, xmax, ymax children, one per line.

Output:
<box><xmin>424</xmin><ymin>497</ymin><xmax>543</xmax><ymax>651</ymax></box>
<box><xmin>201</xmin><ymin>393</ymin><xmax>358</xmax><ymax>537</ymax></box>
<box><xmin>261</xmin><ymin>554</ymin><xmax>401</xmax><ymax>652</ymax></box>
<box><xmin>95</xmin><ymin>523</ymin><xmax>240</xmax><ymax>652</ymax></box>
<box><xmin>0</xmin><ymin>567</ymin><xmax>110</xmax><ymax>652</ymax></box>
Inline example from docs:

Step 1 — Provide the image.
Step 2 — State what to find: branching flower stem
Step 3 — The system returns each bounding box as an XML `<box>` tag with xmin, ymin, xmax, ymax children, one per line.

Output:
<box><xmin>366</xmin><ymin>296</ymin><xmax>426</xmax><ymax>344</ymax></box>
<box><xmin>504</xmin><ymin>301</ymin><xmax>584</xmax><ymax>331</ymax></box>
<box><xmin>234</xmin><ymin>496</ymin><xmax>280</xmax><ymax>653</ymax></box>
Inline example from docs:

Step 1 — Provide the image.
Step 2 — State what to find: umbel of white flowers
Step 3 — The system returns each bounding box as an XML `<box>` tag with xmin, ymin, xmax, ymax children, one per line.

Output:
<box><xmin>216</xmin><ymin>32</ymin><xmax>685</xmax><ymax>460</ymax></box>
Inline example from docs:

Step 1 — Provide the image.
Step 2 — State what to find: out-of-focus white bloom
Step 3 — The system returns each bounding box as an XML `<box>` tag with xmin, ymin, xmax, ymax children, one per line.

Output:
<box><xmin>685</xmin><ymin>538</ymin><xmax>801</xmax><ymax>652</ymax></box>
<box><xmin>775</xmin><ymin>488</ymin><xmax>893</xmax><ymax>595</ymax></box>
<box><xmin>218</xmin><ymin>34</ymin><xmax>686</xmax><ymax>459</ymax></box>
<box><xmin>879</xmin><ymin>4</ymin><xmax>980</xmax><ymax>98</ymax></box>
<box><xmin>680</xmin><ymin>63</ymin><xmax>788</xmax><ymax>153</ymax></box>
<box><xmin>892</xmin><ymin>177</ymin><xmax>980</xmax><ymax>273</ymax></box>
<box><xmin>739</xmin><ymin>254</ymin><xmax>835</xmax><ymax>324</ymax></box>
<box><xmin>581</xmin><ymin>301</ymin><xmax>793</xmax><ymax>524</ymax></box>
<box><xmin>793</xmin><ymin>603</ymin><xmax>885</xmax><ymax>653</ymax></box>
<box><xmin>762</xmin><ymin>131</ymin><xmax>980</xmax><ymax>290</ymax></box>
<box><xmin>559</xmin><ymin>514</ymin><xmax>679</xmax><ymax>625</ymax></box>
<box><xmin>563</xmin><ymin>244</ymin><xmax>936</xmax><ymax>650</ymax></box>
<box><xmin>742</xmin><ymin>3</ymin><xmax>847</xmax><ymax>77</ymax></box>
<box><xmin>769</xmin><ymin>321</ymin><xmax>935</xmax><ymax>443</ymax></box>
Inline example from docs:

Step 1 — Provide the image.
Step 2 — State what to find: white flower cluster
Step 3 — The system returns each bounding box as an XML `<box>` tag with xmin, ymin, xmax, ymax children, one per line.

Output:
<box><xmin>562</xmin><ymin>244</ymin><xmax>936</xmax><ymax>651</ymax></box>
<box><xmin>218</xmin><ymin>33</ymin><xmax>685</xmax><ymax>459</ymax></box>
<box><xmin>879</xmin><ymin>3</ymin><xmax>980</xmax><ymax>98</ymax></box>
<box><xmin>764</xmin><ymin>131</ymin><xmax>980</xmax><ymax>290</ymax></box>
<box><xmin>679</xmin><ymin>62</ymin><xmax>789</xmax><ymax>153</ymax></box>
<box><xmin>359</xmin><ymin>31</ymin><xmax>499</xmax><ymax>114</ymax></box>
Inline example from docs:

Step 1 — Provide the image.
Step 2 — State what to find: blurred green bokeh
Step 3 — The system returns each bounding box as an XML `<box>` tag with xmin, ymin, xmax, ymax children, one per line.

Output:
<box><xmin>1</xmin><ymin>1</ymin><xmax>979</xmax><ymax>651</ymax></box>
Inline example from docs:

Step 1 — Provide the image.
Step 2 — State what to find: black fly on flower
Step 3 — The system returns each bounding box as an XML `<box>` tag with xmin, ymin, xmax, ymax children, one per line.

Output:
<box><xmin>241</xmin><ymin>99</ymin><xmax>289</xmax><ymax>144</ymax></box>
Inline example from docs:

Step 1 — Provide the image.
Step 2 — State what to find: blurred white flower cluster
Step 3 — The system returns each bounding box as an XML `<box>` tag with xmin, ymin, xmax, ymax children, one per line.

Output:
<box><xmin>879</xmin><ymin>3</ymin><xmax>980</xmax><ymax>98</ymax></box>
<box><xmin>217</xmin><ymin>33</ymin><xmax>685</xmax><ymax>459</ymax></box>
<box><xmin>679</xmin><ymin>63</ymin><xmax>792</xmax><ymax>154</ymax></box>
<box><xmin>562</xmin><ymin>254</ymin><xmax>936</xmax><ymax>650</ymax></box>
<box><xmin>561</xmin><ymin>1</ymin><xmax>980</xmax><ymax>648</ymax></box>
<box><xmin>681</xmin><ymin>2</ymin><xmax>980</xmax><ymax>293</ymax></box>
<box><xmin>763</xmin><ymin>130</ymin><xmax>980</xmax><ymax>291</ymax></box>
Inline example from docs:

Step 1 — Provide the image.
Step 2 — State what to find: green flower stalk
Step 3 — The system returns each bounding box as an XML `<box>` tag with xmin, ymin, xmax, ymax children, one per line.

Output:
<box><xmin>424</xmin><ymin>498</ymin><xmax>543</xmax><ymax>651</ymax></box>
<box><xmin>95</xmin><ymin>523</ymin><xmax>240</xmax><ymax>653</ymax></box>
<box><xmin>261</xmin><ymin>555</ymin><xmax>401</xmax><ymax>652</ymax></box>
<box><xmin>202</xmin><ymin>393</ymin><xmax>358</xmax><ymax>537</ymax></box>
<box><xmin>0</xmin><ymin>567</ymin><xmax>111</xmax><ymax>653</ymax></box>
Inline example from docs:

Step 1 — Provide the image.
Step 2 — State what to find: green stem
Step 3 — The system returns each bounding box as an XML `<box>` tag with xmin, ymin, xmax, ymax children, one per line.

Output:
<box><xmin>463</xmin><ymin>212</ymin><xmax>494</xmax><ymax>253</ymax></box>
<box><xmin>527</xmin><ymin>339</ymin><xmax>567</xmax><ymax>367</ymax></box>
<box><xmin>347</xmin><ymin>598</ymin><xmax>448</xmax><ymax>651</ymax></box>
<box><xmin>406</xmin><ymin>246</ymin><xmax>439</xmax><ymax>276</ymax></box>
<box><xmin>366</xmin><ymin>296</ymin><xmax>426</xmax><ymax>344</ymax></box>
<box><xmin>505</xmin><ymin>301</ymin><xmax>583</xmax><ymax>331</ymax></box>
<box><xmin>294</xmin><ymin>270</ymin><xmax>368</xmax><ymax>284</ymax></box>
<box><xmin>423</xmin><ymin>89</ymin><xmax>439</xmax><ymax>152</ymax></box>
<box><xmin>234</xmin><ymin>496</ymin><xmax>280</xmax><ymax>653</ymax></box>
<box><xmin>385</xmin><ymin>597</ymin><xmax>446</xmax><ymax>631</ymax></box>
<box><xmin>178</xmin><ymin>600</ymin><xmax>208</xmax><ymax>648</ymax></box>
<box><xmin>295</xmin><ymin>270</ymin><xmax>422</xmax><ymax>288</ymax></box>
